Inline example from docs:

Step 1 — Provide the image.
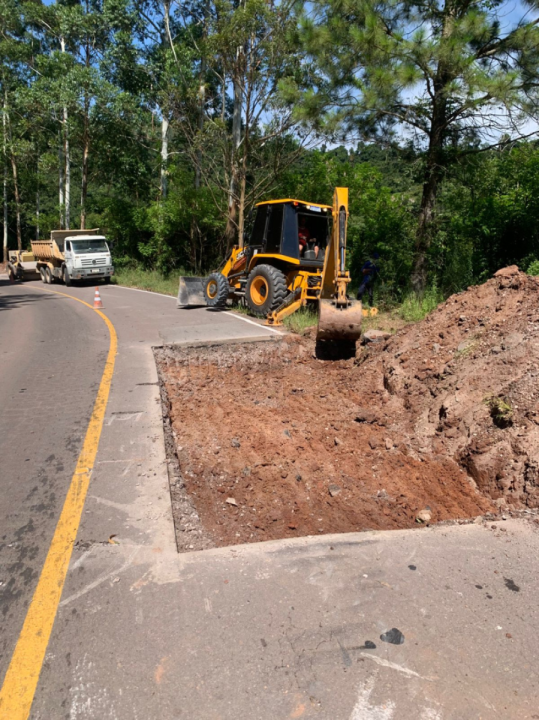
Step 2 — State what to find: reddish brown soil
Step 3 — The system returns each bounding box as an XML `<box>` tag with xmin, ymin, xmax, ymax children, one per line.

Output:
<box><xmin>158</xmin><ymin>266</ymin><xmax>539</xmax><ymax>548</ymax></box>
<box><xmin>374</xmin><ymin>266</ymin><xmax>539</xmax><ymax>508</ymax></box>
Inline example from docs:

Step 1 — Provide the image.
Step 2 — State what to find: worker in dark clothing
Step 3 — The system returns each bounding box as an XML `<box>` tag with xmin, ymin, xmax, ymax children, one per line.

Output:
<box><xmin>357</xmin><ymin>252</ymin><xmax>380</xmax><ymax>306</ymax></box>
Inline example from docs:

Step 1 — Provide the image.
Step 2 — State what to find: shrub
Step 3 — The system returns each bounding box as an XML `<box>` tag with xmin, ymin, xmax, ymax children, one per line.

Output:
<box><xmin>527</xmin><ymin>259</ymin><xmax>539</xmax><ymax>276</ymax></box>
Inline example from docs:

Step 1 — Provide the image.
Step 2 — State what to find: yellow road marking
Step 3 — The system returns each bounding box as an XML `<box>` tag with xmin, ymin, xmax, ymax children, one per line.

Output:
<box><xmin>0</xmin><ymin>288</ymin><xmax>118</xmax><ymax>719</ymax></box>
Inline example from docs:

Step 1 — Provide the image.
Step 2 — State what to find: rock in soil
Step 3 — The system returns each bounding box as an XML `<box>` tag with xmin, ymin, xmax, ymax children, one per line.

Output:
<box><xmin>363</xmin><ymin>329</ymin><xmax>392</xmax><ymax>344</ymax></box>
<box><xmin>416</xmin><ymin>508</ymin><xmax>432</xmax><ymax>524</ymax></box>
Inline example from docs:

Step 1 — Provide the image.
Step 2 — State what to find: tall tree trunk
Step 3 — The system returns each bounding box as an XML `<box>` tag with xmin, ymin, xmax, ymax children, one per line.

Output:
<box><xmin>190</xmin><ymin>37</ymin><xmax>207</xmax><ymax>272</ymax></box>
<box><xmin>160</xmin><ymin>115</ymin><xmax>169</xmax><ymax>200</ymax></box>
<box><xmin>237</xmin><ymin>32</ymin><xmax>255</xmax><ymax>250</ymax></box>
<box><xmin>60</xmin><ymin>35</ymin><xmax>70</xmax><ymax>229</ymax></box>
<box><xmin>238</xmin><ymin>160</ymin><xmax>247</xmax><ymax>248</ymax></box>
<box><xmin>81</xmin><ymin>31</ymin><xmax>91</xmax><ymax>230</ymax></box>
<box><xmin>221</xmin><ymin>75</ymin><xmax>226</xmax><ymax>124</ymax></box>
<box><xmin>80</xmin><ymin>92</ymin><xmax>90</xmax><ymax>229</ymax></box>
<box><xmin>411</xmin><ymin>140</ymin><xmax>443</xmax><ymax>294</ymax></box>
<box><xmin>225</xmin><ymin>63</ymin><xmax>242</xmax><ymax>247</ymax></box>
<box><xmin>59</xmin><ymin>133</ymin><xmax>65</xmax><ymax>229</ymax></box>
<box><xmin>5</xmin><ymin>100</ymin><xmax>21</xmax><ymax>252</ymax></box>
<box><xmin>2</xmin><ymin>95</ymin><xmax>7</xmax><ymax>262</ymax></box>
<box><xmin>10</xmin><ymin>152</ymin><xmax>22</xmax><ymax>252</ymax></box>
<box><xmin>64</xmin><ymin>105</ymin><xmax>71</xmax><ymax>229</ymax></box>
<box><xmin>411</xmin><ymin>80</ymin><xmax>449</xmax><ymax>293</ymax></box>
<box><xmin>36</xmin><ymin>155</ymin><xmax>40</xmax><ymax>240</ymax></box>
<box><xmin>411</xmin><ymin>9</ymin><xmax>453</xmax><ymax>294</ymax></box>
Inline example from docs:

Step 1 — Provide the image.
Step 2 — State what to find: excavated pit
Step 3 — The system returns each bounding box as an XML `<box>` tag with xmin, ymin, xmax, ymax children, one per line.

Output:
<box><xmin>156</xmin><ymin>267</ymin><xmax>539</xmax><ymax>551</ymax></box>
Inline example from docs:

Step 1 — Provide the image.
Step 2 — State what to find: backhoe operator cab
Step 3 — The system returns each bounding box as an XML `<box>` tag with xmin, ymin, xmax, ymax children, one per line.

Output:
<box><xmin>220</xmin><ymin>198</ymin><xmax>333</xmax><ymax>318</ymax></box>
<box><xmin>245</xmin><ymin>200</ymin><xmax>331</xmax><ymax>270</ymax></box>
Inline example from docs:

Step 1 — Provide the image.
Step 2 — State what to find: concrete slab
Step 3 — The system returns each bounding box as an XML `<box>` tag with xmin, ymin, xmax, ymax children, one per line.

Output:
<box><xmin>158</xmin><ymin>321</ymin><xmax>281</xmax><ymax>346</ymax></box>
<box><xmin>33</xmin><ymin>519</ymin><xmax>539</xmax><ymax>720</ymax></box>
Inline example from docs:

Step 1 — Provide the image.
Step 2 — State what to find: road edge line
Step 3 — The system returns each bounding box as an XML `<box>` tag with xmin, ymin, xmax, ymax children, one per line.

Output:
<box><xmin>222</xmin><ymin>310</ymin><xmax>284</xmax><ymax>335</ymax></box>
<box><xmin>0</xmin><ymin>289</ymin><xmax>118</xmax><ymax>720</ymax></box>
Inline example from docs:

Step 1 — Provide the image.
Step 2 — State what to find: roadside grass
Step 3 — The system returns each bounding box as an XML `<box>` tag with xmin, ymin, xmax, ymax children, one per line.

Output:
<box><xmin>362</xmin><ymin>308</ymin><xmax>409</xmax><ymax>334</ymax></box>
<box><xmin>231</xmin><ymin>299</ymin><xmax>414</xmax><ymax>335</ymax></box>
<box><xmin>396</xmin><ymin>285</ymin><xmax>443</xmax><ymax>323</ymax></box>
<box><xmin>111</xmin><ymin>267</ymin><xmax>187</xmax><ymax>296</ymax></box>
<box><xmin>229</xmin><ymin>301</ymin><xmax>318</xmax><ymax>331</ymax></box>
<box><xmin>112</xmin><ymin>267</ymin><xmax>444</xmax><ymax>334</ymax></box>
<box><xmin>283</xmin><ymin>306</ymin><xmax>318</xmax><ymax>333</ymax></box>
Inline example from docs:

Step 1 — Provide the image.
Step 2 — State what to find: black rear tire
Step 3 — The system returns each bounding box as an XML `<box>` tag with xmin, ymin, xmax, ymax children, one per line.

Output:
<box><xmin>40</xmin><ymin>267</ymin><xmax>47</xmax><ymax>283</ymax></box>
<box><xmin>204</xmin><ymin>272</ymin><xmax>229</xmax><ymax>308</ymax></box>
<box><xmin>44</xmin><ymin>267</ymin><xmax>52</xmax><ymax>284</ymax></box>
<box><xmin>245</xmin><ymin>264</ymin><xmax>288</xmax><ymax>317</ymax></box>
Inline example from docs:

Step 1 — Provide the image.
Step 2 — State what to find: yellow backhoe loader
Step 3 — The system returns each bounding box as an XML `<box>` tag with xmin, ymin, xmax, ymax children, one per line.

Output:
<box><xmin>178</xmin><ymin>187</ymin><xmax>369</xmax><ymax>343</ymax></box>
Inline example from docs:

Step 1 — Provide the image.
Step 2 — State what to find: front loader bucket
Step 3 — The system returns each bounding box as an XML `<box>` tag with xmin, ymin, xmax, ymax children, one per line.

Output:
<box><xmin>177</xmin><ymin>276</ymin><xmax>207</xmax><ymax>308</ymax></box>
<box><xmin>316</xmin><ymin>298</ymin><xmax>363</xmax><ymax>342</ymax></box>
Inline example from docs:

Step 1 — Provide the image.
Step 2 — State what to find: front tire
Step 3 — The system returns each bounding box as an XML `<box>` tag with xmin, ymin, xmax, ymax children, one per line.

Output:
<box><xmin>63</xmin><ymin>267</ymin><xmax>72</xmax><ymax>286</ymax></box>
<box><xmin>245</xmin><ymin>264</ymin><xmax>288</xmax><ymax>317</ymax></box>
<box><xmin>204</xmin><ymin>272</ymin><xmax>229</xmax><ymax>308</ymax></box>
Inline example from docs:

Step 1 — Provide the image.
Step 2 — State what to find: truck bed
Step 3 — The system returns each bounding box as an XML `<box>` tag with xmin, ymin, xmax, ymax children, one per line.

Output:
<box><xmin>31</xmin><ymin>240</ymin><xmax>64</xmax><ymax>261</ymax></box>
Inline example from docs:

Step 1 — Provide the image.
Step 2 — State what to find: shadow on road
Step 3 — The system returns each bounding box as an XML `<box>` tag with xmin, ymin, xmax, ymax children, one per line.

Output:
<box><xmin>0</xmin><ymin>282</ymin><xmax>56</xmax><ymax>312</ymax></box>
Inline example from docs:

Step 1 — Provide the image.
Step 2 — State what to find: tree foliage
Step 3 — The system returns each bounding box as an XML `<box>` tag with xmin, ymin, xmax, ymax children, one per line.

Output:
<box><xmin>2</xmin><ymin>0</ymin><xmax>539</xmax><ymax>302</ymax></box>
<box><xmin>290</xmin><ymin>0</ymin><xmax>539</xmax><ymax>290</ymax></box>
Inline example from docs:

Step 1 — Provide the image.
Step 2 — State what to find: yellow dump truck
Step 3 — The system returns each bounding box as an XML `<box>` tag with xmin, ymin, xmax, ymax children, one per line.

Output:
<box><xmin>31</xmin><ymin>229</ymin><xmax>114</xmax><ymax>286</ymax></box>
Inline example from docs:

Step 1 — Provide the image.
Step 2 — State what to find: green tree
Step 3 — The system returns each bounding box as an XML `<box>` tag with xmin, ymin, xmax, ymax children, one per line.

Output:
<box><xmin>294</xmin><ymin>0</ymin><xmax>539</xmax><ymax>291</ymax></box>
<box><xmin>174</xmin><ymin>0</ymin><xmax>311</xmax><ymax>247</ymax></box>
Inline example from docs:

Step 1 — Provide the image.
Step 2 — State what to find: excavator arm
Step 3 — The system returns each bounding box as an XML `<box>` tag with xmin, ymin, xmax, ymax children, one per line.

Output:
<box><xmin>316</xmin><ymin>188</ymin><xmax>363</xmax><ymax>342</ymax></box>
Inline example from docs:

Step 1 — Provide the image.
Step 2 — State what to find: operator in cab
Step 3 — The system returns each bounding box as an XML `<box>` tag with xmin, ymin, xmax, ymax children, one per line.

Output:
<box><xmin>298</xmin><ymin>216</ymin><xmax>319</xmax><ymax>259</ymax></box>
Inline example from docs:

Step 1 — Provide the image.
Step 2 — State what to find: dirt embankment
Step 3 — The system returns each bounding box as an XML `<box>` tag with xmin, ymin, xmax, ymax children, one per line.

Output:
<box><xmin>157</xmin><ymin>266</ymin><xmax>539</xmax><ymax>549</ymax></box>
<box><xmin>370</xmin><ymin>265</ymin><xmax>539</xmax><ymax>508</ymax></box>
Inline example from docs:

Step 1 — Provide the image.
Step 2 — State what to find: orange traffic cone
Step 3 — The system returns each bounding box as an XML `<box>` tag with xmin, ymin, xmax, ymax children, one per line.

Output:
<box><xmin>93</xmin><ymin>287</ymin><xmax>104</xmax><ymax>309</ymax></box>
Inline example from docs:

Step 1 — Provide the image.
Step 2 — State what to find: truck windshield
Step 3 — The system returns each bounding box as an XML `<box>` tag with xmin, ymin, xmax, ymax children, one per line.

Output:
<box><xmin>71</xmin><ymin>240</ymin><xmax>109</xmax><ymax>254</ymax></box>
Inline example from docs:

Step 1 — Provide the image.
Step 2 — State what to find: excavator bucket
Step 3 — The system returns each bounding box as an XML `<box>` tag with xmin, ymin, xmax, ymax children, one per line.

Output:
<box><xmin>317</xmin><ymin>298</ymin><xmax>363</xmax><ymax>342</ymax></box>
<box><xmin>316</xmin><ymin>187</ymin><xmax>363</xmax><ymax>343</ymax></box>
<box><xmin>177</xmin><ymin>276</ymin><xmax>207</xmax><ymax>308</ymax></box>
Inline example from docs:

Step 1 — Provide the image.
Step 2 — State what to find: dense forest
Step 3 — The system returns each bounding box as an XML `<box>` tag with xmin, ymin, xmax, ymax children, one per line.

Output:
<box><xmin>3</xmin><ymin>0</ymin><xmax>539</xmax><ymax>301</ymax></box>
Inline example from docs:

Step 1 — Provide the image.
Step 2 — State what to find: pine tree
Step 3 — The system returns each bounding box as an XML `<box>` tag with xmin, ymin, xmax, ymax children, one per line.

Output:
<box><xmin>295</xmin><ymin>0</ymin><xmax>539</xmax><ymax>290</ymax></box>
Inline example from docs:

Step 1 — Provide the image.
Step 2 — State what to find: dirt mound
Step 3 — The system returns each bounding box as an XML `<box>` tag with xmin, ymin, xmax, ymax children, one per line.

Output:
<box><xmin>368</xmin><ymin>265</ymin><xmax>539</xmax><ymax>509</ymax></box>
<box><xmin>157</xmin><ymin>266</ymin><xmax>539</xmax><ymax>549</ymax></box>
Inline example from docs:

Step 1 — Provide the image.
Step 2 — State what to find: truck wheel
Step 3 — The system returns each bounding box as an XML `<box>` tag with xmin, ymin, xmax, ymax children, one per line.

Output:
<box><xmin>204</xmin><ymin>273</ymin><xmax>229</xmax><ymax>308</ymax></box>
<box><xmin>103</xmin><ymin>276</ymin><xmax>111</xmax><ymax>284</ymax></box>
<box><xmin>63</xmin><ymin>267</ymin><xmax>72</xmax><ymax>287</ymax></box>
<box><xmin>245</xmin><ymin>264</ymin><xmax>288</xmax><ymax>317</ymax></box>
<box><xmin>44</xmin><ymin>267</ymin><xmax>53</xmax><ymax>284</ymax></box>
<box><xmin>39</xmin><ymin>268</ymin><xmax>47</xmax><ymax>283</ymax></box>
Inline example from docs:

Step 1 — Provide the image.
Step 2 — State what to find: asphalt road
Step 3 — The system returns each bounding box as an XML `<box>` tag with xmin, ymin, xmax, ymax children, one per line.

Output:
<box><xmin>0</xmin><ymin>281</ymin><xmax>108</xmax><ymax>678</ymax></box>
<box><xmin>1</xmin><ymin>277</ymin><xmax>539</xmax><ymax>720</ymax></box>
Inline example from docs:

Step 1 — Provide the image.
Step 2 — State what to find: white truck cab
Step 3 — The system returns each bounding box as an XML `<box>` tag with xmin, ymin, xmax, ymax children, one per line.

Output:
<box><xmin>63</xmin><ymin>235</ymin><xmax>113</xmax><ymax>283</ymax></box>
